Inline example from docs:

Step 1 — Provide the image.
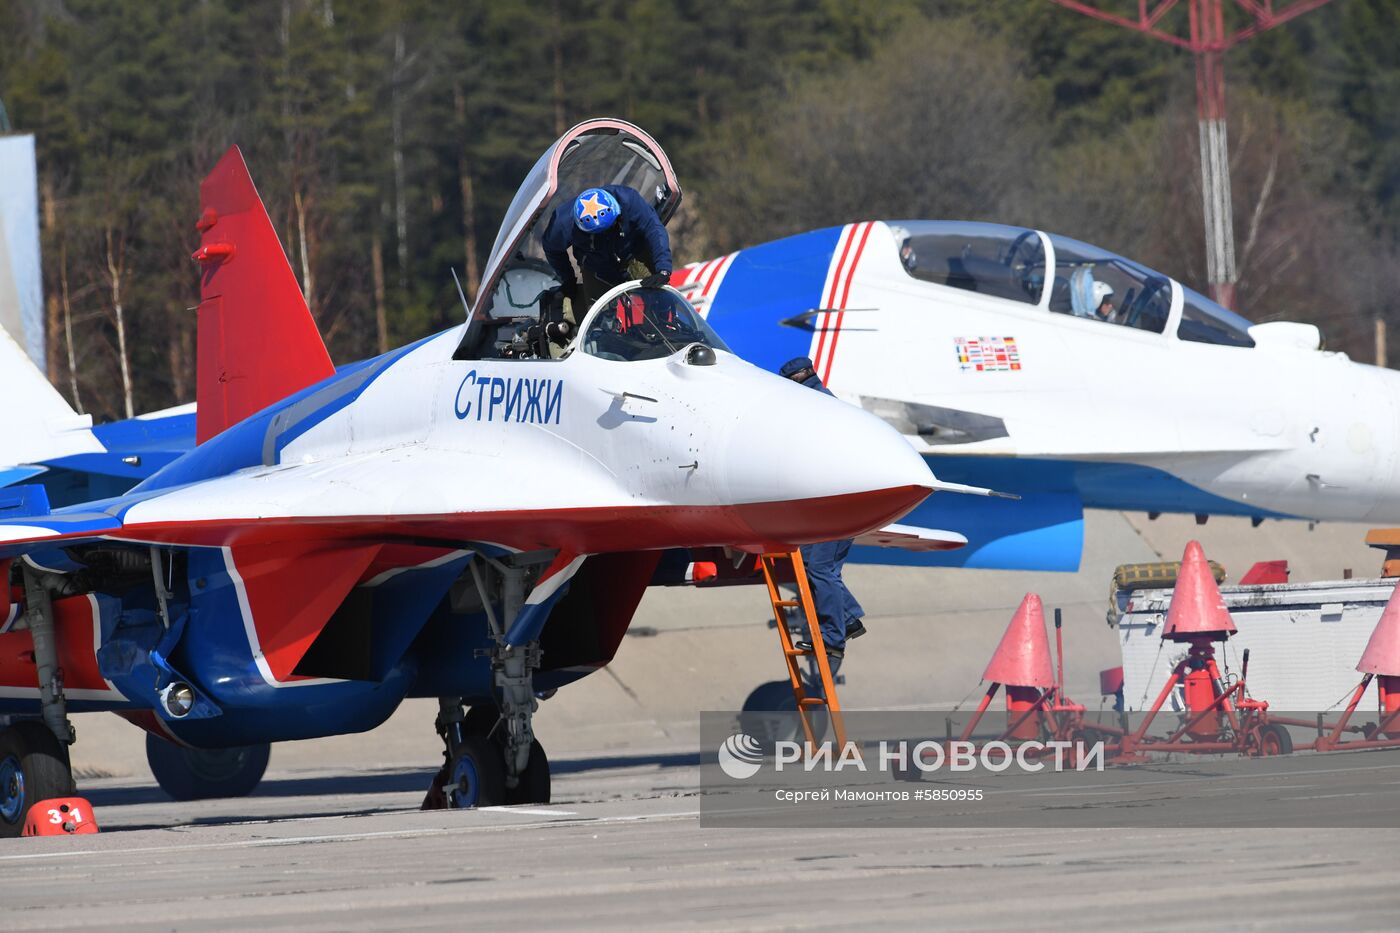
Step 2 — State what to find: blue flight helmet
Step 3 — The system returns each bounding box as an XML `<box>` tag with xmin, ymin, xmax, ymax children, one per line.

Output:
<box><xmin>574</xmin><ymin>188</ymin><xmax>621</xmax><ymax>233</ymax></box>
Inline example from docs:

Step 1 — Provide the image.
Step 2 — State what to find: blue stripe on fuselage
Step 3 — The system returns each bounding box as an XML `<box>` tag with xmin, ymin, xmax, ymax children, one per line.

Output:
<box><xmin>703</xmin><ymin>226</ymin><xmax>844</xmax><ymax>370</ymax></box>
<box><xmin>923</xmin><ymin>455</ymin><xmax>1292</xmax><ymax>519</ymax></box>
<box><xmin>849</xmin><ymin>456</ymin><xmax>1293</xmax><ymax>572</ymax></box>
<box><xmin>134</xmin><ymin>334</ymin><xmax>436</xmax><ymax>493</ymax></box>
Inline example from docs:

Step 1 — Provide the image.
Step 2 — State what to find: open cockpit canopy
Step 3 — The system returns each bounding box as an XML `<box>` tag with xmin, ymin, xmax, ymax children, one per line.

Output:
<box><xmin>455</xmin><ymin>119</ymin><xmax>681</xmax><ymax>361</ymax></box>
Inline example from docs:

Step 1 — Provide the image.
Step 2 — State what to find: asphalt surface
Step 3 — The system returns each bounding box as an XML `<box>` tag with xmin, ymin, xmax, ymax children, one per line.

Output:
<box><xmin>5</xmin><ymin>513</ymin><xmax>1396</xmax><ymax>930</ymax></box>
<box><xmin>3</xmin><ymin>746</ymin><xmax>1400</xmax><ymax>931</ymax></box>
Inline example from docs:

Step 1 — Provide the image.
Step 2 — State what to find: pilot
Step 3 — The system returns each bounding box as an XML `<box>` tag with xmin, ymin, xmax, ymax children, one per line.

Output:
<box><xmin>889</xmin><ymin>225</ymin><xmax>917</xmax><ymax>273</ymax></box>
<box><xmin>542</xmin><ymin>186</ymin><xmax>674</xmax><ymax>316</ymax></box>
<box><xmin>1092</xmin><ymin>281</ymin><xmax>1116</xmax><ymax>323</ymax></box>
<box><xmin>778</xmin><ymin>356</ymin><xmax>867</xmax><ymax>664</ymax></box>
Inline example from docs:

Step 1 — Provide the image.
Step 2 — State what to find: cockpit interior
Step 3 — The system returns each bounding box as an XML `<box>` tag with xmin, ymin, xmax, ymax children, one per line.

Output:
<box><xmin>886</xmin><ymin>220</ymin><xmax>1256</xmax><ymax>347</ymax></box>
<box><xmin>453</xmin><ymin>121</ymin><xmax>687</xmax><ymax>362</ymax></box>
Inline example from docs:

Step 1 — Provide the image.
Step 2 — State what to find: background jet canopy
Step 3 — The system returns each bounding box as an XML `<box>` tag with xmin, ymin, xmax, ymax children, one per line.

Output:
<box><xmin>886</xmin><ymin>219</ymin><xmax>1254</xmax><ymax>347</ymax></box>
<box><xmin>458</xmin><ymin>120</ymin><xmax>681</xmax><ymax>361</ymax></box>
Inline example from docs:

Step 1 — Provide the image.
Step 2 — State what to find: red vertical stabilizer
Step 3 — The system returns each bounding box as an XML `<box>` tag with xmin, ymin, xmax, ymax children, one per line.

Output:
<box><xmin>982</xmin><ymin>593</ymin><xmax>1055</xmax><ymax>689</ymax></box>
<box><xmin>192</xmin><ymin>146</ymin><xmax>335</xmax><ymax>444</ymax></box>
<box><xmin>1358</xmin><ymin>584</ymin><xmax>1400</xmax><ymax>677</ymax></box>
<box><xmin>1163</xmin><ymin>540</ymin><xmax>1237</xmax><ymax>641</ymax></box>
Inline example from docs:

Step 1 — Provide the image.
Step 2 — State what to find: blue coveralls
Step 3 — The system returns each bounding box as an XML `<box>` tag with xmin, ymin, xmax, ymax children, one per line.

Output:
<box><xmin>542</xmin><ymin>185</ymin><xmax>673</xmax><ymax>293</ymax></box>
<box><xmin>792</xmin><ymin>371</ymin><xmax>865</xmax><ymax>652</ymax></box>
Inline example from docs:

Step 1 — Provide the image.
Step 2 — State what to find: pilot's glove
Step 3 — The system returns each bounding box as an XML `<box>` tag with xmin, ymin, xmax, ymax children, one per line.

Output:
<box><xmin>641</xmin><ymin>270</ymin><xmax>671</xmax><ymax>289</ymax></box>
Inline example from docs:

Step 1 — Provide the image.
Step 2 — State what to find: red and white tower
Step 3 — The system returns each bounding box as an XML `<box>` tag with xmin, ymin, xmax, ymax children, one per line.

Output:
<box><xmin>1048</xmin><ymin>1</ymin><xmax>1335</xmax><ymax>310</ymax></box>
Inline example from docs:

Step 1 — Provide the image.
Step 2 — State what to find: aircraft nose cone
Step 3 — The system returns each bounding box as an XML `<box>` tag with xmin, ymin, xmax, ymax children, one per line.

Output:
<box><xmin>725</xmin><ymin>381</ymin><xmax>933</xmax><ymax>544</ymax></box>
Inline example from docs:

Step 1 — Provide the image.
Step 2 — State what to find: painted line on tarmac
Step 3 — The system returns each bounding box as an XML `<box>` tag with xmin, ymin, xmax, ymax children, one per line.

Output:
<box><xmin>478</xmin><ymin>806</ymin><xmax>579</xmax><ymax>816</ymax></box>
<box><xmin>1009</xmin><ymin>760</ymin><xmax>1400</xmax><ymax>797</ymax></box>
<box><xmin>1280</xmin><ymin>792</ymin><xmax>1373</xmax><ymax>800</ymax></box>
<box><xmin>0</xmin><ymin>809</ymin><xmax>702</xmax><ymax>862</ymax></box>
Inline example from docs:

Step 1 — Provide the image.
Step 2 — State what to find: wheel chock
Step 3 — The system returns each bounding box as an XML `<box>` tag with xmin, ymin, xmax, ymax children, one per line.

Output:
<box><xmin>22</xmin><ymin>798</ymin><xmax>99</xmax><ymax>836</ymax></box>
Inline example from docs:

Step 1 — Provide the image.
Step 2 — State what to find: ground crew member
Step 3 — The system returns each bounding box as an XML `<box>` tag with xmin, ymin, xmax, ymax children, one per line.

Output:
<box><xmin>779</xmin><ymin>356</ymin><xmax>867</xmax><ymax>662</ymax></box>
<box><xmin>542</xmin><ymin>186</ymin><xmax>673</xmax><ymax>314</ymax></box>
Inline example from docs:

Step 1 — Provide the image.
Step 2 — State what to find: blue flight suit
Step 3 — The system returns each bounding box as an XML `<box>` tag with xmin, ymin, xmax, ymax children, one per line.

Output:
<box><xmin>780</xmin><ymin>357</ymin><xmax>866</xmax><ymax>652</ymax></box>
<box><xmin>542</xmin><ymin>185</ymin><xmax>673</xmax><ymax>295</ymax></box>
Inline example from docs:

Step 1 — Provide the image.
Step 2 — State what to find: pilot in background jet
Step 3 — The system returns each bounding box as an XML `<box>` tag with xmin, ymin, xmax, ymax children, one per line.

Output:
<box><xmin>780</xmin><ymin>355</ymin><xmax>868</xmax><ymax>664</ymax></box>
<box><xmin>543</xmin><ymin>185</ymin><xmax>673</xmax><ymax>314</ymax></box>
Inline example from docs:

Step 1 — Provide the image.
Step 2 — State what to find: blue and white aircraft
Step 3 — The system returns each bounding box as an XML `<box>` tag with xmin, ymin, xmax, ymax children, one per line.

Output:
<box><xmin>671</xmin><ymin>220</ymin><xmax>1400</xmax><ymax>571</ymax></box>
<box><xmin>0</xmin><ymin>121</ymin><xmax>940</xmax><ymax>830</ymax></box>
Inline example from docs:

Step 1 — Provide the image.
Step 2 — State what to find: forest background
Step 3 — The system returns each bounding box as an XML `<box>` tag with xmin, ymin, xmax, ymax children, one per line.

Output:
<box><xmin>1</xmin><ymin>0</ymin><xmax>1396</xmax><ymax>419</ymax></box>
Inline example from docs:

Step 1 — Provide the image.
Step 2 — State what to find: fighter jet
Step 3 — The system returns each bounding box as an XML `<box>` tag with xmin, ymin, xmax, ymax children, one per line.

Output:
<box><xmin>672</xmin><ymin>220</ymin><xmax>1400</xmax><ymax>570</ymax></box>
<box><xmin>0</xmin><ymin>120</ymin><xmax>938</xmax><ymax>831</ymax></box>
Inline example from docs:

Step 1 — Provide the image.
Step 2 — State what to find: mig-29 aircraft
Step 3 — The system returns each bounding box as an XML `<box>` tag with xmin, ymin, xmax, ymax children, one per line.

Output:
<box><xmin>0</xmin><ymin>120</ymin><xmax>943</xmax><ymax>833</ymax></box>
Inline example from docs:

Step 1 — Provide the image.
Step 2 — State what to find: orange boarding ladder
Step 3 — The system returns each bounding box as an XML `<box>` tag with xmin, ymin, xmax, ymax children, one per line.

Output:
<box><xmin>757</xmin><ymin>550</ymin><xmax>849</xmax><ymax>752</ymax></box>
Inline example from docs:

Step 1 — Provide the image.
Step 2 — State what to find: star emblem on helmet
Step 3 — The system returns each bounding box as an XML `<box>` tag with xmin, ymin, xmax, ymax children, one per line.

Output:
<box><xmin>578</xmin><ymin>192</ymin><xmax>608</xmax><ymax>223</ymax></box>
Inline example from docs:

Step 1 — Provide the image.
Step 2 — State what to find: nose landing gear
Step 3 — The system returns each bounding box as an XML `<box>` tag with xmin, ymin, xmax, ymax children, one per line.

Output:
<box><xmin>423</xmin><ymin>553</ymin><xmax>557</xmax><ymax>810</ymax></box>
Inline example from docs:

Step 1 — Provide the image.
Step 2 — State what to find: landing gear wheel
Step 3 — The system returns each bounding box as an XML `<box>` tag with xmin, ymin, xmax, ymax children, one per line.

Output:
<box><xmin>462</xmin><ymin>705</ymin><xmax>503</xmax><ymax>741</ymax></box>
<box><xmin>506</xmin><ymin>740</ymin><xmax>550</xmax><ymax>805</ymax></box>
<box><xmin>0</xmin><ymin>721</ymin><xmax>73</xmax><ymax>838</ymax></box>
<box><xmin>462</xmin><ymin>706</ymin><xmax>549</xmax><ymax>804</ymax></box>
<box><xmin>446</xmin><ymin>735</ymin><xmax>506</xmax><ymax>809</ymax></box>
<box><xmin>1257</xmin><ymin>723</ymin><xmax>1294</xmax><ymax>757</ymax></box>
<box><xmin>740</xmin><ymin>680</ymin><xmax>827</xmax><ymax>752</ymax></box>
<box><xmin>145</xmin><ymin>734</ymin><xmax>270</xmax><ymax>801</ymax></box>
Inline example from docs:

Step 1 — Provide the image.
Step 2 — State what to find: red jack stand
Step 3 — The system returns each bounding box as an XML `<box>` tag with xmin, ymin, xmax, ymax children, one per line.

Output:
<box><xmin>1310</xmin><ymin>582</ymin><xmax>1400</xmax><ymax>752</ymax></box>
<box><xmin>1116</xmin><ymin>541</ymin><xmax>1289</xmax><ymax>761</ymax></box>
<box><xmin>22</xmin><ymin>797</ymin><xmax>98</xmax><ymax>836</ymax></box>
<box><xmin>955</xmin><ymin>595</ymin><xmax>1103</xmax><ymax>764</ymax></box>
<box><xmin>959</xmin><ymin>594</ymin><xmax>1057</xmax><ymax>743</ymax></box>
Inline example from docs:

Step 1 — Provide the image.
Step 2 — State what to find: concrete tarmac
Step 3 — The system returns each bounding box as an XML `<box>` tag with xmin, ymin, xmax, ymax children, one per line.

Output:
<box><xmin>3</xmin><ymin>748</ymin><xmax>1400</xmax><ymax>931</ymax></box>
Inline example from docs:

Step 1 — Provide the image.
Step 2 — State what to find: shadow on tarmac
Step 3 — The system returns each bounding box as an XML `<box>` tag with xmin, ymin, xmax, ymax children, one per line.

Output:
<box><xmin>81</xmin><ymin>749</ymin><xmax>703</xmax><ymax>809</ymax></box>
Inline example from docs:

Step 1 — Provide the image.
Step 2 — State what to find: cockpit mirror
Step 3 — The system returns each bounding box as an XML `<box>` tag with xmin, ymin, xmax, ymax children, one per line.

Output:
<box><xmin>1248</xmin><ymin>321</ymin><xmax>1322</xmax><ymax>351</ymax></box>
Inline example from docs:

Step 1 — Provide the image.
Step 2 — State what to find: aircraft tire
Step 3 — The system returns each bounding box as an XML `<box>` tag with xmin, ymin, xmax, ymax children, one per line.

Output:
<box><xmin>740</xmin><ymin>680</ymin><xmax>827</xmax><ymax>752</ymax></box>
<box><xmin>145</xmin><ymin>734</ymin><xmax>270</xmax><ymax>801</ymax></box>
<box><xmin>505</xmin><ymin>740</ymin><xmax>550</xmax><ymax>805</ymax></box>
<box><xmin>446</xmin><ymin>735</ymin><xmax>505</xmax><ymax>808</ymax></box>
<box><xmin>0</xmin><ymin>721</ymin><xmax>74</xmax><ymax>838</ymax></box>
<box><xmin>461</xmin><ymin>704</ymin><xmax>502</xmax><ymax>740</ymax></box>
<box><xmin>461</xmin><ymin>707</ymin><xmax>550</xmax><ymax>804</ymax></box>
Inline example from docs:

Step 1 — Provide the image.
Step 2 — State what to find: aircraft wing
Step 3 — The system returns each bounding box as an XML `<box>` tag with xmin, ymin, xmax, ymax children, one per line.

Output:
<box><xmin>4</xmin><ymin>436</ymin><xmax>900</xmax><ymax>558</ymax></box>
<box><xmin>853</xmin><ymin>522</ymin><xmax>967</xmax><ymax>552</ymax></box>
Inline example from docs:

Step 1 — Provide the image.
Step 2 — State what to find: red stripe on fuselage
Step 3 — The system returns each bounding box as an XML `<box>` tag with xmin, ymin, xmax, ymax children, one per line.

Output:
<box><xmin>36</xmin><ymin>486</ymin><xmax>931</xmax><ymax>559</ymax></box>
<box><xmin>820</xmin><ymin>222</ymin><xmax>874</xmax><ymax>385</ymax></box>
<box><xmin>699</xmin><ymin>253</ymin><xmax>733</xmax><ymax>299</ymax></box>
<box><xmin>814</xmin><ymin>225</ymin><xmax>859</xmax><ymax>375</ymax></box>
<box><xmin>0</xmin><ymin>595</ymin><xmax>114</xmax><ymax>695</ymax></box>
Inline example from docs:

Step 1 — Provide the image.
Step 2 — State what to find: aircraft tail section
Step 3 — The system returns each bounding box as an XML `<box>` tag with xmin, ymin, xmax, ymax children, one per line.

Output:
<box><xmin>193</xmin><ymin>146</ymin><xmax>334</xmax><ymax>444</ymax></box>
<box><xmin>1</xmin><ymin>324</ymin><xmax>102</xmax><ymax>475</ymax></box>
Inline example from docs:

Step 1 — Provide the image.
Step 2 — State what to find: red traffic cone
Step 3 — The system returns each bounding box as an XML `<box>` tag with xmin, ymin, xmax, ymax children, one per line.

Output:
<box><xmin>1163</xmin><ymin>541</ymin><xmax>1236</xmax><ymax>642</ymax></box>
<box><xmin>1358</xmin><ymin>584</ymin><xmax>1400</xmax><ymax>677</ymax></box>
<box><xmin>982</xmin><ymin>593</ymin><xmax>1055</xmax><ymax>688</ymax></box>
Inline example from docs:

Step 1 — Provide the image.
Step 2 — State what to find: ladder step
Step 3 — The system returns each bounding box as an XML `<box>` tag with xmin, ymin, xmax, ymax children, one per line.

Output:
<box><xmin>784</xmin><ymin>648</ymin><xmax>811</xmax><ymax>657</ymax></box>
<box><xmin>798</xmin><ymin>697</ymin><xmax>827</xmax><ymax>708</ymax></box>
<box><xmin>773</xmin><ymin>600</ymin><xmax>801</xmax><ymax>608</ymax></box>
